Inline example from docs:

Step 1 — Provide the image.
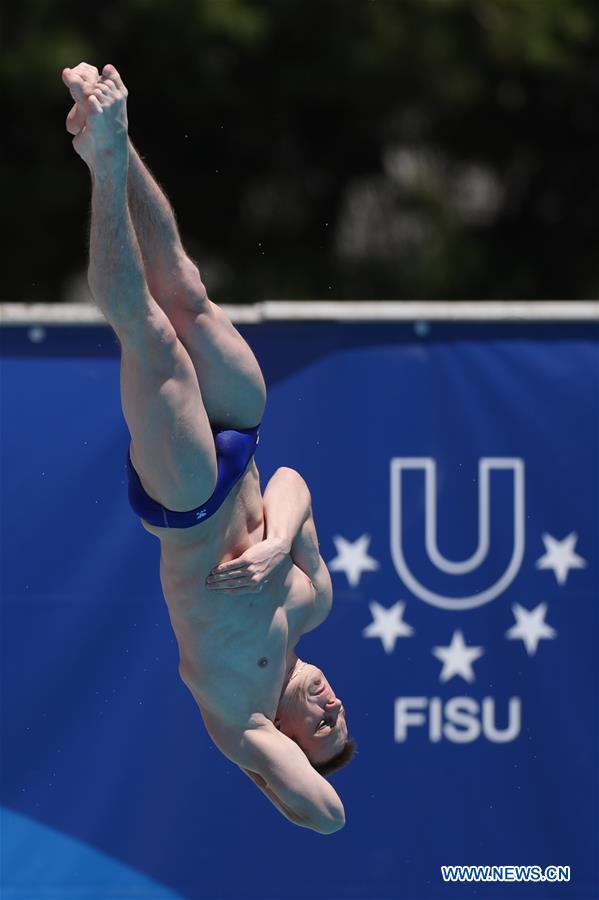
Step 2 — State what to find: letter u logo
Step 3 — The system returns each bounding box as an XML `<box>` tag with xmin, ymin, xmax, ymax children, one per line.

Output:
<box><xmin>390</xmin><ymin>458</ymin><xmax>525</xmax><ymax>610</ymax></box>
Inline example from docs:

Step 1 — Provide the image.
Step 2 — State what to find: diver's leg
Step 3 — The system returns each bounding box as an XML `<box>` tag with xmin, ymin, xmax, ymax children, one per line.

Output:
<box><xmin>64</xmin><ymin>62</ymin><xmax>266</xmax><ymax>429</ymax></box>
<box><xmin>118</xmin><ymin>326</ymin><xmax>217</xmax><ymax>512</ymax></box>
<box><xmin>126</xmin><ymin>142</ymin><xmax>266</xmax><ymax>430</ymax></box>
<box><xmin>64</xmin><ymin>63</ymin><xmax>216</xmax><ymax>510</ymax></box>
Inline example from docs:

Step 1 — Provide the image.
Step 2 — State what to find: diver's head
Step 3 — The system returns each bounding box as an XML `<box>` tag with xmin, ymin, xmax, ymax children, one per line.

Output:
<box><xmin>275</xmin><ymin>659</ymin><xmax>357</xmax><ymax>774</ymax></box>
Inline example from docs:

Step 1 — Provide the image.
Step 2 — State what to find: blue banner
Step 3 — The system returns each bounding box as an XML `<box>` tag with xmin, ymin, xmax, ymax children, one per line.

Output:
<box><xmin>1</xmin><ymin>320</ymin><xmax>597</xmax><ymax>899</ymax></box>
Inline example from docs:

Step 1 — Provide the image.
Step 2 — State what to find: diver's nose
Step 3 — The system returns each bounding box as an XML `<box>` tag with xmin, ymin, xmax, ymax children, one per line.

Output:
<box><xmin>326</xmin><ymin>697</ymin><xmax>342</xmax><ymax>713</ymax></box>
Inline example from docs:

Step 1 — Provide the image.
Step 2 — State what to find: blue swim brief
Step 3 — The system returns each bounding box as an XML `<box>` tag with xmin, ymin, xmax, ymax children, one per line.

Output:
<box><xmin>126</xmin><ymin>424</ymin><xmax>260</xmax><ymax>529</ymax></box>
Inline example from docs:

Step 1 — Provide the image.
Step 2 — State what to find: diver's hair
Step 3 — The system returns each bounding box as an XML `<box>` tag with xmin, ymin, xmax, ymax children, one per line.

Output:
<box><xmin>310</xmin><ymin>738</ymin><xmax>358</xmax><ymax>778</ymax></box>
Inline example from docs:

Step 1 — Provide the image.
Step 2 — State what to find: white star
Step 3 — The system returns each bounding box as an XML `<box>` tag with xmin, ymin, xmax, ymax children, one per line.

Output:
<box><xmin>535</xmin><ymin>532</ymin><xmax>587</xmax><ymax>586</ymax></box>
<box><xmin>328</xmin><ymin>534</ymin><xmax>380</xmax><ymax>588</ymax></box>
<box><xmin>505</xmin><ymin>602</ymin><xmax>557</xmax><ymax>656</ymax></box>
<box><xmin>432</xmin><ymin>630</ymin><xmax>484</xmax><ymax>684</ymax></box>
<box><xmin>362</xmin><ymin>601</ymin><xmax>414</xmax><ymax>654</ymax></box>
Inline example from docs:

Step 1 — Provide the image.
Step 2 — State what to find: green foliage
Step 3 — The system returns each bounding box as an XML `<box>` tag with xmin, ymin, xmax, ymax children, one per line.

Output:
<box><xmin>3</xmin><ymin>0</ymin><xmax>599</xmax><ymax>302</ymax></box>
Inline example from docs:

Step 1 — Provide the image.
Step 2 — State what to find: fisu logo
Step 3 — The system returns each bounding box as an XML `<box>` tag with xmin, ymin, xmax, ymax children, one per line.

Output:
<box><xmin>329</xmin><ymin>454</ymin><xmax>581</xmax><ymax>744</ymax></box>
<box><xmin>388</xmin><ymin>456</ymin><xmax>525</xmax><ymax>743</ymax></box>
<box><xmin>390</xmin><ymin>457</ymin><xmax>525</xmax><ymax>610</ymax></box>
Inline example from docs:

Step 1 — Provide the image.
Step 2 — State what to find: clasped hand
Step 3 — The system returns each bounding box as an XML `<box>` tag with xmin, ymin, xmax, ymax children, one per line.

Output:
<box><xmin>205</xmin><ymin>537</ymin><xmax>288</xmax><ymax>594</ymax></box>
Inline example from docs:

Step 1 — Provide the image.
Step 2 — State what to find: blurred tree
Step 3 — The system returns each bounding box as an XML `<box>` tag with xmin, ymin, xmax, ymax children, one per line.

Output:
<box><xmin>2</xmin><ymin>0</ymin><xmax>599</xmax><ymax>303</ymax></box>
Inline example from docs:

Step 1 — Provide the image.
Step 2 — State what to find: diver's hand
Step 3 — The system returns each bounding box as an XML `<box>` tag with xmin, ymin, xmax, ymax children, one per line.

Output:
<box><xmin>206</xmin><ymin>537</ymin><xmax>288</xmax><ymax>594</ymax></box>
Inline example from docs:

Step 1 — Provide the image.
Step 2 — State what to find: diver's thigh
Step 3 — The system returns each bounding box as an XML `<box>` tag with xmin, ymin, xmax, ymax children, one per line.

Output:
<box><xmin>119</xmin><ymin>317</ymin><xmax>217</xmax><ymax>511</ymax></box>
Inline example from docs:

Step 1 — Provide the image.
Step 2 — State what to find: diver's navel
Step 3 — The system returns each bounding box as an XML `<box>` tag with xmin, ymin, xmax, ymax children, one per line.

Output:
<box><xmin>257</xmin><ymin>657</ymin><xmax>269</xmax><ymax>668</ymax></box>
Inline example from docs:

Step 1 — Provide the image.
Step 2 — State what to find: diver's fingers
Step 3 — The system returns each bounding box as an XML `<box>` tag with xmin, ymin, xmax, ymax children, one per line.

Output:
<box><xmin>205</xmin><ymin>580</ymin><xmax>266</xmax><ymax>594</ymax></box>
<box><xmin>206</xmin><ymin>578</ymin><xmax>252</xmax><ymax>590</ymax></box>
<box><xmin>207</xmin><ymin>568</ymin><xmax>246</xmax><ymax>582</ymax></box>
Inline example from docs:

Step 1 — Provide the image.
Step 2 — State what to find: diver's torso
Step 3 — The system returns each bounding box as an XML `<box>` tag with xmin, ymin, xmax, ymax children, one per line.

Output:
<box><xmin>141</xmin><ymin>462</ymin><xmax>314</xmax><ymax>759</ymax></box>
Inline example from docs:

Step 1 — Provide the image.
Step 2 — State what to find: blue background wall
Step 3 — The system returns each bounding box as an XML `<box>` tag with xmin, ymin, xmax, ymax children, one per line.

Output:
<box><xmin>1</xmin><ymin>320</ymin><xmax>598</xmax><ymax>899</ymax></box>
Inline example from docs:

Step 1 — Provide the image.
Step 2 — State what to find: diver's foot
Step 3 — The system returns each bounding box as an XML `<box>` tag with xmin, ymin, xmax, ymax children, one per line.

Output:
<box><xmin>68</xmin><ymin>64</ymin><xmax>129</xmax><ymax>172</ymax></box>
<box><xmin>62</xmin><ymin>62</ymin><xmax>100</xmax><ymax>135</ymax></box>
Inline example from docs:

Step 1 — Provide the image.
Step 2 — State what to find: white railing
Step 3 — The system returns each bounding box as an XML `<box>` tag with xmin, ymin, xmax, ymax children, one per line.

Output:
<box><xmin>0</xmin><ymin>300</ymin><xmax>597</xmax><ymax>324</ymax></box>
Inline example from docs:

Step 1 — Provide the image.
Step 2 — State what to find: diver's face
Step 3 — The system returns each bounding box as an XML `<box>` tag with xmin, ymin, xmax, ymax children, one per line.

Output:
<box><xmin>276</xmin><ymin>663</ymin><xmax>348</xmax><ymax>765</ymax></box>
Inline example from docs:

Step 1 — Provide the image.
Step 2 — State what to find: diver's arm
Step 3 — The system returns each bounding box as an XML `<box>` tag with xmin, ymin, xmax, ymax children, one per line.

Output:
<box><xmin>263</xmin><ymin>467</ymin><xmax>332</xmax><ymax>615</ymax></box>
<box><xmin>240</xmin><ymin>767</ymin><xmax>315</xmax><ymax>827</ymax></box>
<box><xmin>206</xmin><ymin>467</ymin><xmax>312</xmax><ymax>593</ymax></box>
<box><xmin>290</xmin><ymin>512</ymin><xmax>333</xmax><ymax>627</ymax></box>
<box><xmin>241</xmin><ymin>723</ymin><xmax>345</xmax><ymax>834</ymax></box>
<box><xmin>262</xmin><ymin>466</ymin><xmax>312</xmax><ymax>551</ymax></box>
<box><xmin>264</xmin><ymin>467</ymin><xmax>330</xmax><ymax>594</ymax></box>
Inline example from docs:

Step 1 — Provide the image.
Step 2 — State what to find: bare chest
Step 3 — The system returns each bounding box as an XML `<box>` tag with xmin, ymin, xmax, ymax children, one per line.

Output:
<box><xmin>161</xmin><ymin>553</ymin><xmax>313</xmax><ymax>730</ymax></box>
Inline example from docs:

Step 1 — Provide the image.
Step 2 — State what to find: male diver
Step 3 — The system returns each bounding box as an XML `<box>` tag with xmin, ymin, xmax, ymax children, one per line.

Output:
<box><xmin>62</xmin><ymin>62</ymin><xmax>356</xmax><ymax>833</ymax></box>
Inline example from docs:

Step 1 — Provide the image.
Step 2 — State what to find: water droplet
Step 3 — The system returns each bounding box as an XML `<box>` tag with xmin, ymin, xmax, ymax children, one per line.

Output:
<box><xmin>28</xmin><ymin>326</ymin><xmax>46</xmax><ymax>343</ymax></box>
